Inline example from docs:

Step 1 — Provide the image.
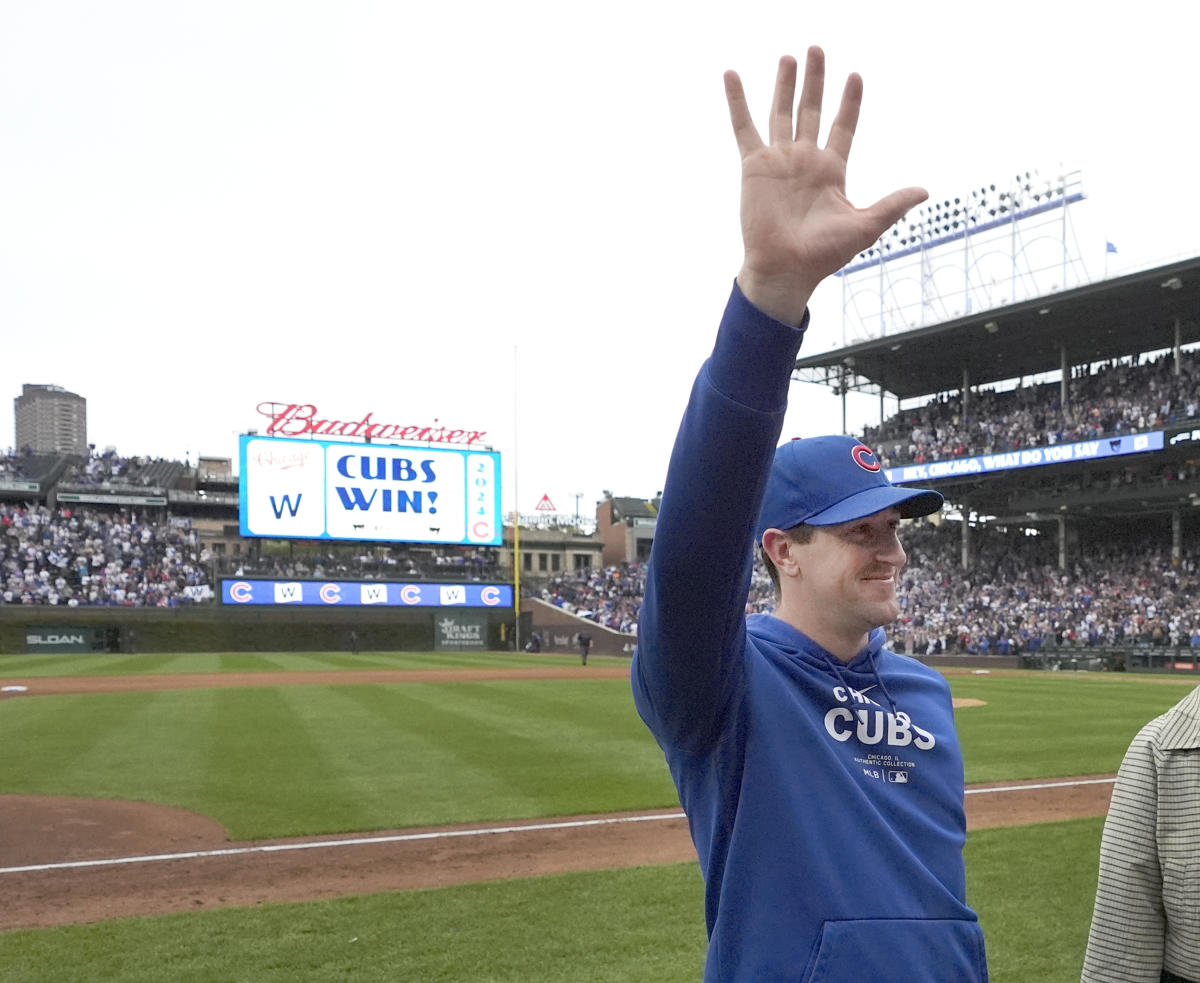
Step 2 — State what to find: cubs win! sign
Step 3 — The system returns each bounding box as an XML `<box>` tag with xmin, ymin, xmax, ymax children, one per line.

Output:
<box><xmin>238</xmin><ymin>435</ymin><xmax>501</xmax><ymax>545</ymax></box>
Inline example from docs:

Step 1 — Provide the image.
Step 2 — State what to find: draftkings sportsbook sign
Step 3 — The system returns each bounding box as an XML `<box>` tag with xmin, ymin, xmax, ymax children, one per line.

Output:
<box><xmin>434</xmin><ymin>612</ymin><xmax>488</xmax><ymax>651</ymax></box>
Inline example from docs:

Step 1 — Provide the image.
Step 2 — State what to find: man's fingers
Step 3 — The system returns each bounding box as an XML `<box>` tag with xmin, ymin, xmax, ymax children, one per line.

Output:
<box><xmin>768</xmin><ymin>55</ymin><xmax>798</xmax><ymax>145</ymax></box>
<box><xmin>794</xmin><ymin>46</ymin><xmax>825</xmax><ymax>144</ymax></box>
<box><xmin>724</xmin><ymin>70</ymin><xmax>764</xmax><ymax>156</ymax></box>
<box><xmin>863</xmin><ymin>186</ymin><xmax>930</xmax><ymax>238</ymax></box>
<box><xmin>824</xmin><ymin>72</ymin><xmax>863</xmax><ymax>162</ymax></box>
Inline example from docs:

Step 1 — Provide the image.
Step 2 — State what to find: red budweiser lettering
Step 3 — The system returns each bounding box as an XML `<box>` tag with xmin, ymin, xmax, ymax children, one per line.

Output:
<box><xmin>256</xmin><ymin>402</ymin><xmax>488</xmax><ymax>446</ymax></box>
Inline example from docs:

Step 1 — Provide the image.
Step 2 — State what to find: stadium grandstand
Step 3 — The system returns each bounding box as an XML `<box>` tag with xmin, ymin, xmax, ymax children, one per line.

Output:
<box><xmin>4</xmin><ymin>257</ymin><xmax>1200</xmax><ymax>669</ymax></box>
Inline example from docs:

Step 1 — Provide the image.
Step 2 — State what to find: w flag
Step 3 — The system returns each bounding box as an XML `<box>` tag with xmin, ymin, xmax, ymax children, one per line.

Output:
<box><xmin>1106</xmin><ymin>241</ymin><xmax>1118</xmax><ymax>254</ymax></box>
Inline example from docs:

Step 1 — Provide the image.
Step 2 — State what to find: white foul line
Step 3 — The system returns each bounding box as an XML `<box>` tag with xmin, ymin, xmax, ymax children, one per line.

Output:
<box><xmin>964</xmin><ymin>777</ymin><xmax>1115</xmax><ymax>795</ymax></box>
<box><xmin>1</xmin><ymin>776</ymin><xmax>1115</xmax><ymax>877</ymax></box>
<box><xmin>0</xmin><ymin>812</ymin><xmax>687</xmax><ymax>875</ymax></box>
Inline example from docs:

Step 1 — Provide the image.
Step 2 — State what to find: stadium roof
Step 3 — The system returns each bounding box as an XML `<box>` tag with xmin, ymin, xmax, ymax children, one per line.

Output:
<box><xmin>795</xmin><ymin>256</ymin><xmax>1200</xmax><ymax>400</ymax></box>
<box><xmin>607</xmin><ymin>496</ymin><xmax>660</xmax><ymax>521</ymax></box>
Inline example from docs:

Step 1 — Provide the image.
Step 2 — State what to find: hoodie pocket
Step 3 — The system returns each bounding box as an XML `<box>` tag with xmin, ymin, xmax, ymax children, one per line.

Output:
<box><xmin>803</xmin><ymin>917</ymin><xmax>987</xmax><ymax>983</ymax></box>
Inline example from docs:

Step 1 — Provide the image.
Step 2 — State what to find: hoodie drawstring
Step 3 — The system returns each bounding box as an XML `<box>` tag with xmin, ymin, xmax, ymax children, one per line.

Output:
<box><xmin>821</xmin><ymin>647</ymin><xmax>901</xmax><ymax>719</ymax></box>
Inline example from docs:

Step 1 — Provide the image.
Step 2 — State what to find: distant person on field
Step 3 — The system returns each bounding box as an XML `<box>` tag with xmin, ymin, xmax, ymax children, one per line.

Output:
<box><xmin>1082</xmin><ymin>684</ymin><xmax>1200</xmax><ymax>983</ymax></box>
<box><xmin>576</xmin><ymin>630</ymin><xmax>592</xmax><ymax>665</ymax></box>
<box><xmin>630</xmin><ymin>47</ymin><xmax>986</xmax><ymax>981</ymax></box>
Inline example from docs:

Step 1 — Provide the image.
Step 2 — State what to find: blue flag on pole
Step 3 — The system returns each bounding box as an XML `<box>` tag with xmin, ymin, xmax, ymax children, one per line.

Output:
<box><xmin>1106</xmin><ymin>241</ymin><xmax>1118</xmax><ymax>254</ymax></box>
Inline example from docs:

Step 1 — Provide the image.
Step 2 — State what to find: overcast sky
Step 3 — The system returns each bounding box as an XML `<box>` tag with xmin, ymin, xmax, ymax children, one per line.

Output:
<box><xmin>4</xmin><ymin>1</ymin><xmax>1198</xmax><ymax>520</ymax></box>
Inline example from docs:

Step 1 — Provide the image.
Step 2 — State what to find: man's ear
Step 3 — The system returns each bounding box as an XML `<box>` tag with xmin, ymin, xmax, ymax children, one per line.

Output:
<box><xmin>762</xmin><ymin>528</ymin><xmax>802</xmax><ymax>578</ymax></box>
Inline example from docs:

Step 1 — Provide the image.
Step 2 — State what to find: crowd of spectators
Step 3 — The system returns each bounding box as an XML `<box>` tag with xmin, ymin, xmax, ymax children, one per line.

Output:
<box><xmin>0</xmin><ymin>503</ymin><xmax>212</xmax><ymax>606</ymax></box>
<box><xmin>219</xmin><ymin>545</ymin><xmax>501</xmax><ymax>582</ymax></box>
<box><xmin>863</xmin><ymin>350</ymin><xmax>1200</xmax><ymax>467</ymax></box>
<box><xmin>525</xmin><ymin>520</ymin><xmax>1200</xmax><ymax>657</ymax></box>
<box><xmin>4</xmin><ymin>491</ymin><xmax>1198</xmax><ymax>654</ymax></box>
<box><xmin>743</xmin><ymin>520</ymin><xmax>1200</xmax><ymax>657</ymax></box>
<box><xmin>537</xmin><ymin>564</ymin><xmax>644</xmax><ymax>634</ymax></box>
<box><xmin>6</xmin><ymin>390</ymin><xmax>1200</xmax><ymax>651</ymax></box>
<box><xmin>58</xmin><ymin>448</ymin><xmax>174</xmax><ymax>490</ymax></box>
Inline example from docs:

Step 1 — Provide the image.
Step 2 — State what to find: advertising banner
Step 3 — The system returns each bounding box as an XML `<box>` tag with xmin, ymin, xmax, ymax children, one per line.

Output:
<box><xmin>884</xmin><ymin>431</ymin><xmax>1164</xmax><ymax>484</ymax></box>
<box><xmin>23</xmin><ymin>626</ymin><xmax>105</xmax><ymax>654</ymax></box>
<box><xmin>434</xmin><ymin>611</ymin><xmax>488</xmax><ymax>651</ymax></box>
<box><xmin>220</xmin><ymin>578</ymin><xmax>512</xmax><ymax>608</ymax></box>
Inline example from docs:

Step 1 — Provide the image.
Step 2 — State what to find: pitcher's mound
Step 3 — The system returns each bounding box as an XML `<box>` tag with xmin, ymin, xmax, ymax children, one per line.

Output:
<box><xmin>0</xmin><ymin>795</ymin><xmax>226</xmax><ymax>868</ymax></box>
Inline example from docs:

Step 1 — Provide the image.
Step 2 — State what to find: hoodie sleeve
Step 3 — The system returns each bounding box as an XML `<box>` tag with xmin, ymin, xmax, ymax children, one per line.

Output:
<box><xmin>631</xmin><ymin>282</ymin><xmax>808</xmax><ymax>750</ymax></box>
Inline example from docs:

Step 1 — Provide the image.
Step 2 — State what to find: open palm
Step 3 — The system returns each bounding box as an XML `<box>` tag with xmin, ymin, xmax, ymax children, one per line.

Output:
<box><xmin>726</xmin><ymin>48</ymin><xmax>927</xmax><ymax>325</ymax></box>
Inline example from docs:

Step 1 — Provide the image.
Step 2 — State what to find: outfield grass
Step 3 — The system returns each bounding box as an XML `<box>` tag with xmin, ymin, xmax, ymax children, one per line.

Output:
<box><xmin>1</xmin><ymin>668</ymin><xmax>1192</xmax><ymax>838</ymax></box>
<box><xmin>0</xmin><ymin>678</ymin><xmax>676</xmax><ymax>838</ymax></box>
<box><xmin>0</xmin><ymin>649</ymin><xmax>630</xmax><ymax>678</ymax></box>
<box><xmin>0</xmin><ymin>818</ymin><xmax>1105</xmax><ymax>982</ymax></box>
<box><xmin>950</xmin><ymin>670</ymin><xmax>1195</xmax><ymax>781</ymax></box>
<box><xmin>2</xmin><ymin>662</ymin><xmax>1191</xmax><ymax>981</ymax></box>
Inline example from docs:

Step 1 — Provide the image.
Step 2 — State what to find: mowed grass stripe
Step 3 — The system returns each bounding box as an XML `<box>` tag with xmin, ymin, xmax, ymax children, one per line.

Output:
<box><xmin>2</xmin><ymin>671</ymin><xmax>1187</xmax><ymax>842</ymax></box>
<box><xmin>0</xmin><ymin>679</ymin><xmax>677</xmax><ymax>838</ymax></box>
<box><xmin>1</xmin><ymin>690</ymin><xmax>218</xmax><ymax>806</ymax></box>
<box><xmin>0</xmin><ymin>864</ymin><xmax>710</xmax><ymax>983</ymax></box>
<box><xmin>327</xmin><ymin>681</ymin><xmax>678</xmax><ymax>827</ymax></box>
<box><xmin>0</xmin><ymin>820</ymin><xmax>1107</xmax><ymax>983</ymax></box>
<box><xmin>948</xmin><ymin>673</ymin><xmax>1193</xmax><ymax>783</ymax></box>
<box><xmin>0</xmin><ymin>650</ymin><xmax>630</xmax><ymax>678</ymax></box>
<box><xmin>967</xmin><ymin>818</ymin><xmax>1102</xmax><ymax>982</ymax></box>
<box><xmin>418</xmin><ymin>681</ymin><xmax>676</xmax><ymax>806</ymax></box>
<box><xmin>322</xmin><ymin>683</ymin><xmax>537</xmax><ymax>825</ymax></box>
<box><xmin>203</xmin><ymin>687</ymin><xmax>375</xmax><ymax>839</ymax></box>
<box><xmin>0</xmin><ymin>688</ymin><xmax>370</xmax><ymax>836</ymax></box>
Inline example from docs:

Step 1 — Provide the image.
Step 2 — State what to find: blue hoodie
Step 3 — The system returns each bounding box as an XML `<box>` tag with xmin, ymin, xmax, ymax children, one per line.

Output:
<box><xmin>631</xmin><ymin>283</ymin><xmax>987</xmax><ymax>982</ymax></box>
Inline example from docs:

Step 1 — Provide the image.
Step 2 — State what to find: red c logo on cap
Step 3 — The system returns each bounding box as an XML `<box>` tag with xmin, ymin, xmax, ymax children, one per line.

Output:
<box><xmin>851</xmin><ymin>444</ymin><xmax>881</xmax><ymax>472</ymax></box>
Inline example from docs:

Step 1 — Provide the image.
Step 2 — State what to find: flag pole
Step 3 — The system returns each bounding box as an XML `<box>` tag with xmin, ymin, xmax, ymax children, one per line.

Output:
<box><xmin>512</xmin><ymin>344</ymin><xmax>521</xmax><ymax>654</ymax></box>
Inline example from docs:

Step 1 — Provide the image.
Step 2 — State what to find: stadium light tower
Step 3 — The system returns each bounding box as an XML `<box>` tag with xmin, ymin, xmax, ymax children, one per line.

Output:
<box><xmin>834</xmin><ymin>169</ymin><xmax>1088</xmax><ymax>344</ymax></box>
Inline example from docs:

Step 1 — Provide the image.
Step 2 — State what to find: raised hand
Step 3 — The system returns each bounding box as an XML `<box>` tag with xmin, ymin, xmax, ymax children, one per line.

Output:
<box><xmin>726</xmin><ymin>47</ymin><xmax>927</xmax><ymax>325</ymax></box>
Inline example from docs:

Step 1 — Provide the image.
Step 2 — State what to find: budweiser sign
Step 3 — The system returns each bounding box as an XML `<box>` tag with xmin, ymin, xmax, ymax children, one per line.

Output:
<box><xmin>256</xmin><ymin>402</ymin><xmax>488</xmax><ymax>446</ymax></box>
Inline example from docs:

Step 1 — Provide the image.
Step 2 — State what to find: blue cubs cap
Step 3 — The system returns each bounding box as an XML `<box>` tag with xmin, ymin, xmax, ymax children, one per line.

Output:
<box><xmin>755</xmin><ymin>435</ymin><xmax>943</xmax><ymax>543</ymax></box>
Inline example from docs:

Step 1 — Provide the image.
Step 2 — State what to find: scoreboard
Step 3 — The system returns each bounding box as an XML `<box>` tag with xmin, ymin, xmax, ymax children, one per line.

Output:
<box><xmin>238</xmin><ymin>435</ymin><xmax>501</xmax><ymax>545</ymax></box>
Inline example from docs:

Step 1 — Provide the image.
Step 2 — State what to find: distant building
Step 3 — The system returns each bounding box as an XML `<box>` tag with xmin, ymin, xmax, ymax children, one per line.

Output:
<box><xmin>596</xmin><ymin>493</ymin><xmax>660</xmax><ymax>565</ymax></box>
<box><xmin>500</xmin><ymin>523</ymin><xmax>602</xmax><ymax>578</ymax></box>
<box><xmin>14</xmin><ymin>384</ymin><xmax>87</xmax><ymax>455</ymax></box>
